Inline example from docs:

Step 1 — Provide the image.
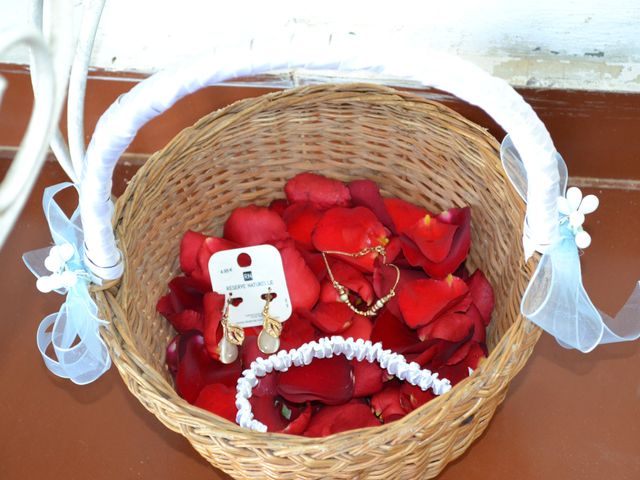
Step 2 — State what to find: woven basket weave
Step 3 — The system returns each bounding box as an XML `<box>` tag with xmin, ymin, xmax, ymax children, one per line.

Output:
<box><xmin>94</xmin><ymin>83</ymin><xmax>540</xmax><ymax>479</ymax></box>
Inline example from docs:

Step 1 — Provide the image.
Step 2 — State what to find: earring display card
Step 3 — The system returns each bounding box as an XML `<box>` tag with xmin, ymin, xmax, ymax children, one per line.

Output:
<box><xmin>209</xmin><ymin>244</ymin><xmax>292</xmax><ymax>327</ymax></box>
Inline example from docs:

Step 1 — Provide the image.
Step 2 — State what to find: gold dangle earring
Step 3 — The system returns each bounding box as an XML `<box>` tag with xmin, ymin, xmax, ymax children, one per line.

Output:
<box><xmin>218</xmin><ymin>296</ymin><xmax>245</xmax><ymax>364</ymax></box>
<box><xmin>257</xmin><ymin>288</ymin><xmax>282</xmax><ymax>354</ymax></box>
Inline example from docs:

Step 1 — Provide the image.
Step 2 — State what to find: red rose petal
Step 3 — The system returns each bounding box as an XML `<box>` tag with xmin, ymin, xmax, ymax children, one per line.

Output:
<box><xmin>194</xmin><ymin>383</ymin><xmax>237</xmax><ymax>422</ymax></box>
<box><xmin>277</xmin><ymin>356</ymin><xmax>354</xmax><ymax>405</ymax></box>
<box><xmin>398</xmin><ymin>276</ymin><xmax>469</xmax><ymax>328</ymax></box>
<box><xmin>418</xmin><ymin>311</ymin><xmax>474</xmax><ymax>342</ymax></box>
<box><xmin>166</xmin><ymin>334</ymin><xmax>180</xmax><ymax>376</ymax></box>
<box><xmin>341</xmin><ymin>315</ymin><xmax>373</xmax><ymax>341</ymax></box>
<box><xmin>407</xmin><ymin>342</ymin><xmax>442</xmax><ymax>367</ymax></box>
<box><xmin>433</xmin><ymin>207</ymin><xmax>472</xmax><ymax>277</ymax></box>
<box><xmin>279</xmin><ymin>312</ymin><xmax>318</xmax><ymax>351</ymax></box>
<box><xmin>467</xmin><ymin>269</ymin><xmax>495</xmax><ymax>326</ymax></box>
<box><xmin>464</xmin><ymin>342</ymin><xmax>486</xmax><ymax>370</ymax></box>
<box><xmin>352</xmin><ymin>360</ymin><xmax>385</xmax><ymax>397</ymax></box>
<box><xmin>348</xmin><ymin>180</ymin><xmax>395</xmax><ymax>230</ymax></box>
<box><xmin>281</xmin><ymin>403</ymin><xmax>313</xmax><ymax>435</ymax></box>
<box><xmin>310</xmin><ymin>302</ymin><xmax>354</xmax><ymax>334</ymax></box>
<box><xmin>371</xmin><ymin>382</ymin><xmax>409</xmax><ymax>423</ymax></box>
<box><xmin>467</xmin><ymin>304</ymin><xmax>486</xmax><ymax>343</ymax></box>
<box><xmin>285</xmin><ymin>173</ymin><xmax>351</xmax><ymax>209</ymax></box>
<box><xmin>399</xmin><ymin>208</ymin><xmax>471</xmax><ymax>279</ymax></box>
<box><xmin>405</xmin><ymin>215</ymin><xmax>458</xmax><ymax>263</ymax></box>
<box><xmin>436</xmin><ymin>362</ymin><xmax>473</xmax><ymax>386</ymax></box>
<box><xmin>428</xmin><ymin>328</ymin><xmax>475</xmax><ymax>369</ymax></box>
<box><xmin>251</xmin><ymin>397</ymin><xmax>312</xmax><ymax>434</ymax></box>
<box><xmin>273</xmin><ymin>237</ymin><xmax>296</xmax><ymax>252</ymax></box>
<box><xmin>399</xmin><ymin>236</ymin><xmax>429</xmax><ymax>268</ymax></box>
<box><xmin>370</xmin><ymin>308</ymin><xmax>420</xmax><ymax>353</ymax></box>
<box><xmin>399</xmin><ymin>383</ymin><xmax>436</xmax><ymax>411</ymax></box>
<box><xmin>156</xmin><ymin>293</ymin><xmax>175</xmax><ymax>318</ymax></box>
<box><xmin>203</xmin><ymin>292</ymin><xmax>225</xmax><ymax>360</ymax></box>
<box><xmin>445</xmin><ymin>340</ymin><xmax>473</xmax><ymax>366</ymax></box>
<box><xmin>446</xmin><ymin>292</ymin><xmax>473</xmax><ymax>314</ymax></box>
<box><xmin>385</xmin><ymin>237</ymin><xmax>404</xmax><ymax>264</ymax></box>
<box><xmin>180</xmin><ymin>230</ymin><xmax>206</xmax><ymax>275</ymax></box>
<box><xmin>383</xmin><ymin>198</ymin><xmax>429</xmax><ymax>234</ymax></box>
<box><xmin>168</xmin><ymin>276</ymin><xmax>206</xmax><ymax>312</ymax></box>
<box><xmin>303</xmin><ymin>401</ymin><xmax>380</xmax><ymax>437</ymax></box>
<box><xmin>223</xmin><ymin>205</ymin><xmax>289</xmax><ymax>246</ymax></box>
<box><xmin>280</xmin><ymin>245</ymin><xmax>321</xmax><ymax>311</ymax></box>
<box><xmin>250</xmin><ymin>396</ymin><xmax>289</xmax><ymax>432</ymax></box>
<box><xmin>312</xmin><ymin>207</ymin><xmax>388</xmax><ymax>272</ymax></box>
<box><xmin>269</xmin><ymin>198</ymin><xmax>289</xmax><ymax>216</ymax></box>
<box><xmin>240</xmin><ymin>334</ymin><xmax>267</xmax><ymax>369</ymax></box>
<box><xmin>283</xmin><ymin>202</ymin><xmax>323</xmax><ymax>250</ymax></box>
<box><xmin>319</xmin><ymin>279</ymin><xmax>340</xmax><ymax>303</ymax></box>
<box><xmin>324</xmin><ymin>258</ymin><xmax>375</xmax><ymax>305</ymax></box>
<box><xmin>253</xmin><ymin>372</ymin><xmax>279</xmax><ymax>398</ymax></box>
<box><xmin>298</xmin><ymin>249</ymin><xmax>327</xmax><ymax>281</ymax></box>
<box><xmin>454</xmin><ymin>263</ymin><xmax>471</xmax><ymax>281</ymax></box>
<box><xmin>168</xmin><ymin>309</ymin><xmax>204</xmax><ymax>334</ymax></box>
<box><xmin>158</xmin><ymin>278</ymin><xmax>207</xmax><ymax>334</ymax></box>
<box><xmin>176</xmin><ymin>332</ymin><xmax>242</xmax><ymax>403</ymax></box>
<box><xmin>373</xmin><ymin>263</ymin><xmax>426</xmax><ymax>318</ymax></box>
<box><xmin>245</xmin><ymin>326</ymin><xmax>261</xmax><ymax>337</ymax></box>
<box><xmin>194</xmin><ymin>236</ymin><xmax>239</xmax><ymax>288</ymax></box>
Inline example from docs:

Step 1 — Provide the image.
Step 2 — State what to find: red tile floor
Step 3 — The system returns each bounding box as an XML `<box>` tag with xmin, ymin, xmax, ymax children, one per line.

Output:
<box><xmin>1</xmin><ymin>158</ymin><xmax>639</xmax><ymax>479</ymax></box>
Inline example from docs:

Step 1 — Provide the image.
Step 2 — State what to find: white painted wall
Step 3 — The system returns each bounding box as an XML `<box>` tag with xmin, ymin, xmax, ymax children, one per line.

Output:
<box><xmin>1</xmin><ymin>0</ymin><xmax>639</xmax><ymax>92</ymax></box>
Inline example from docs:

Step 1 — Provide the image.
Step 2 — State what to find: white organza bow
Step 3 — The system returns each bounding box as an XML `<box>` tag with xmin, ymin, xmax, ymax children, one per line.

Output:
<box><xmin>23</xmin><ymin>183</ymin><xmax>111</xmax><ymax>384</ymax></box>
<box><xmin>501</xmin><ymin>135</ymin><xmax>640</xmax><ymax>353</ymax></box>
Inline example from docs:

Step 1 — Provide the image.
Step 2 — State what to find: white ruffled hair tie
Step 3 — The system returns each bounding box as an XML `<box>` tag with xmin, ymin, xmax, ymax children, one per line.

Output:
<box><xmin>234</xmin><ymin>336</ymin><xmax>452</xmax><ymax>432</ymax></box>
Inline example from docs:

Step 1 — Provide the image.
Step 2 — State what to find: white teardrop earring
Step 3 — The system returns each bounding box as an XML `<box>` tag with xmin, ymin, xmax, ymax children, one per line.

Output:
<box><xmin>218</xmin><ymin>297</ymin><xmax>244</xmax><ymax>364</ymax></box>
<box><xmin>257</xmin><ymin>289</ymin><xmax>282</xmax><ymax>355</ymax></box>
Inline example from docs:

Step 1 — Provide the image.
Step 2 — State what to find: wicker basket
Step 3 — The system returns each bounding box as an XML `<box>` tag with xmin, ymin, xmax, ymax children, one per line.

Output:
<box><xmin>89</xmin><ymin>80</ymin><xmax>541</xmax><ymax>479</ymax></box>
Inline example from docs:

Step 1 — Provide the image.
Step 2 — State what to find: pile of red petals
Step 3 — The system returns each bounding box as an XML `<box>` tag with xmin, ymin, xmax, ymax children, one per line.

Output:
<box><xmin>158</xmin><ymin>173</ymin><xmax>495</xmax><ymax>436</ymax></box>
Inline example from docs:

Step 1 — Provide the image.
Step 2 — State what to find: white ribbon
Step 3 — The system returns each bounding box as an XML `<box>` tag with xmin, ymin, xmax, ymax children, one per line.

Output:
<box><xmin>23</xmin><ymin>182</ymin><xmax>111</xmax><ymax>384</ymax></box>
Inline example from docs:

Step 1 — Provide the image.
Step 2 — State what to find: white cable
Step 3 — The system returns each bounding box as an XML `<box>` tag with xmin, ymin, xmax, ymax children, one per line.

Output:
<box><xmin>67</xmin><ymin>0</ymin><xmax>106</xmax><ymax>177</ymax></box>
<box><xmin>235</xmin><ymin>336</ymin><xmax>452</xmax><ymax>432</ymax></box>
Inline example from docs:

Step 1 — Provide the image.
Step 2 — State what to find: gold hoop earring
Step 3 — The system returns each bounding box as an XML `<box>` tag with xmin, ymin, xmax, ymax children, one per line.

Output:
<box><xmin>218</xmin><ymin>296</ymin><xmax>244</xmax><ymax>364</ymax></box>
<box><xmin>321</xmin><ymin>246</ymin><xmax>400</xmax><ymax>317</ymax></box>
<box><xmin>257</xmin><ymin>288</ymin><xmax>282</xmax><ymax>354</ymax></box>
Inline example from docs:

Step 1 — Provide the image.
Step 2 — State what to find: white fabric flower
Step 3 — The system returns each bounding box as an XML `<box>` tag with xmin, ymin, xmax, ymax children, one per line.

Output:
<box><xmin>557</xmin><ymin>187</ymin><xmax>599</xmax><ymax>249</ymax></box>
<box><xmin>36</xmin><ymin>243</ymin><xmax>78</xmax><ymax>292</ymax></box>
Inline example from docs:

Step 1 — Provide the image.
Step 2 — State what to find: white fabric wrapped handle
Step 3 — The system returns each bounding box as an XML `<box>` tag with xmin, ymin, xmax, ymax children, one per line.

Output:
<box><xmin>81</xmin><ymin>34</ymin><xmax>561</xmax><ymax>280</ymax></box>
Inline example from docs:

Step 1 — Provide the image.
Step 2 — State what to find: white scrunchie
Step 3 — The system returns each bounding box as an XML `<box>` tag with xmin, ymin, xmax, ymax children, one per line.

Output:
<box><xmin>235</xmin><ymin>336</ymin><xmax>452</xmax><ymax>432</ymax></box>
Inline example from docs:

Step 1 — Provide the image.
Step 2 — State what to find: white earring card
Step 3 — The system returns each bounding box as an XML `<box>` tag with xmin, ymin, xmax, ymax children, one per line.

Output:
<box><xmin>209</xmin><ymin>244</ymin><xmax>292</xmax><ymax>327</ymax></box>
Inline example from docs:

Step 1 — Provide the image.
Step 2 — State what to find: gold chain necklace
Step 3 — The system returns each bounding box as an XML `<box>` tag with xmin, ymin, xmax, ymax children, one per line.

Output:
<box><xmin>321</xmin><ymin>246</ymin><xmax>400</xmax><ymax>317</ymax></box>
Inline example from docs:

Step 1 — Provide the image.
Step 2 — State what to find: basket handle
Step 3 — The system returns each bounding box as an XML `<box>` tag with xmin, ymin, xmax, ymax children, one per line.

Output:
<box><xmin>80</xmin><ymin>34</ymin><xmax>560</xmax><ymax>280</ymax></box>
